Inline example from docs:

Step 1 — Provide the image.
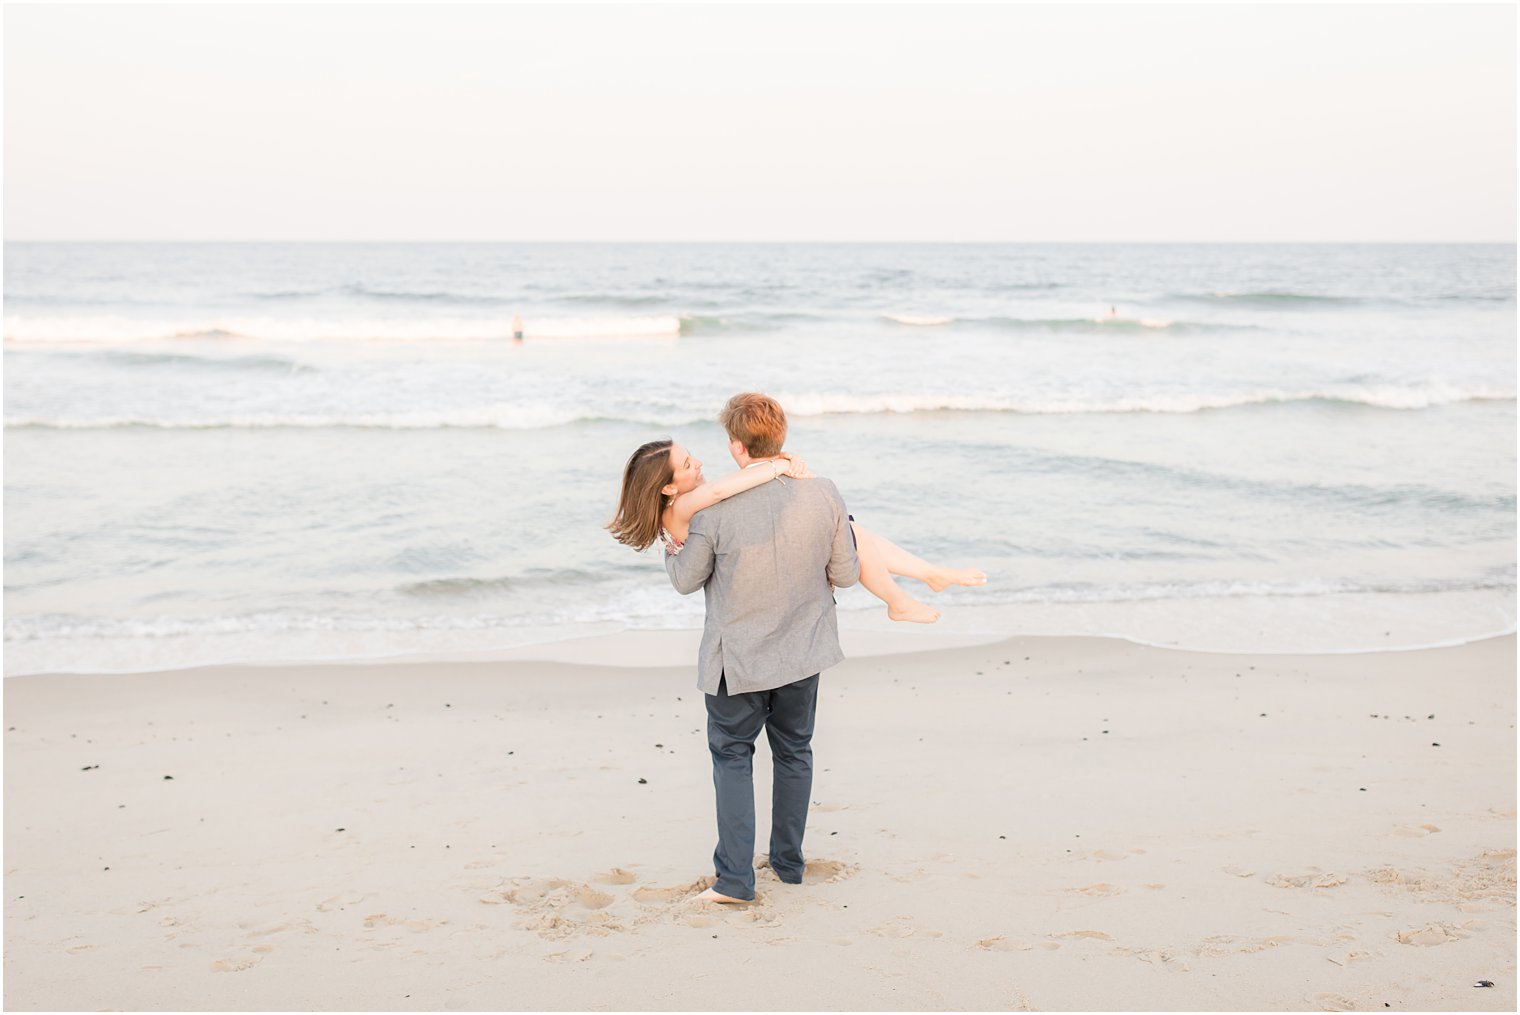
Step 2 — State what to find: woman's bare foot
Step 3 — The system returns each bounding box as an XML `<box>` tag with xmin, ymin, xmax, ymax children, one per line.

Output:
<box><xmin>925</xmin><ymin>567</ymin><xmax>988</xmax><ymax>593</ymax></box>
<box><xmin>887</xmin><ymin>599</ymin><xmax>941</xmax><ymax>624</ymax></box>
<box><xmin>696</xmin><ymin>887</ymin><xmax>749</xmax><ymax>904</ymax></box>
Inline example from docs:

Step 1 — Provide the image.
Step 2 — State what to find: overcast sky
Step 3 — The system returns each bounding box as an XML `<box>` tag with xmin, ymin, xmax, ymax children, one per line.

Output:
<box><xmin>4</xmin><ymin>3</ymin><xmax>1515</xmax><ymax>242</ymax></box>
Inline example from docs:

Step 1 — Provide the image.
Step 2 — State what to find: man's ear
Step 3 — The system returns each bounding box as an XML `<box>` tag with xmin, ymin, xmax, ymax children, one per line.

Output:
<box><xmin>729</xmin><ymin>439</ymin><xmax>747</xmax><ymax>461</ymax></box>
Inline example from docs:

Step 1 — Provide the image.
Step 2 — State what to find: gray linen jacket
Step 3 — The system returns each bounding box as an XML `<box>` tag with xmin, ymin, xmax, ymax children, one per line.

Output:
<box><xmin>664</xmin><ymin>473</ymin><xmax>860</xmax><ymax>695</ymax></box>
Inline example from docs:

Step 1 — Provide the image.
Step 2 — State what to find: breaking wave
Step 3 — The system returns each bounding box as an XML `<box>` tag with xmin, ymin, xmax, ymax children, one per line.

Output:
<box><xmin>3</xmin><ymin>314</ymin><xmax>683</xmax><ymax>343</ymax></box>
<box><xmin>7</xmin><ymin>383</ymin><xmax>1512</xmax><ymax>431</ymax></box>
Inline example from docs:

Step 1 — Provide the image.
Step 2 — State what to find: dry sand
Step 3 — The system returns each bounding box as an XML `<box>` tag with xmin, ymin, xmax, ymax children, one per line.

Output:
<box><xmin>4</xmin><ymin>634</ymin><xmax>1514</xmax><ymax>1011</ymax></box>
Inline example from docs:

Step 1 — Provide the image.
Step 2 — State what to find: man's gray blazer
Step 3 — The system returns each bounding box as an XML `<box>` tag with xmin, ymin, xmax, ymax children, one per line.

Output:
<box><xmin>664</xmin><ymin>473</ymin><xmax>860</xmax><ymax>695</ymax></box>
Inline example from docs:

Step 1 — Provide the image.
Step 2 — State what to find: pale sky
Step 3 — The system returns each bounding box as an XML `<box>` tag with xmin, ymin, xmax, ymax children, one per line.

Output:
<box><xmin>4</xmin><ymin>3</ymin><xmax>1515</xmax><ymax>241</ymax></box>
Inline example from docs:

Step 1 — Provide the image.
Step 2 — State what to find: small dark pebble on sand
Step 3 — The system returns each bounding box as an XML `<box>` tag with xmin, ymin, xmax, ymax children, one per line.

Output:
<box><xmin>831</xmin><ymin>831</ymin><xmax>837</xmax><ymax>835</ymax></box>
<box><xmin>163</xmin><ymin>775</ymin><xmax>174</xmax><ymax>780</ymax></box>
<box><xmin>336</xmin><ymin>828</ymin><xmax>345</xmax><ymax>832</ymax></box>
<box><xmin>1432</xmin><ymin>742</ymin><xmax>1440</xmax><ymax>747</ymax></box>
<box><xmin>1475</xmin><ymin>980</ymin><xmax>1495</xmax><ymax>988</ymax></box>
<box><xmin>80</xmin><ymin>765</ymin><xmax>98</xmax><ymax>771</ymax></box>
<box><xmin>1360</xmin><ymin>787</ymin><xmax>1367</xmax><ymax>791</ymax></box>
<box><xmin>655</xmin><ymin>744</ymin><xmax>663</xmax><ymax>748</ymax></box>
<box><xmin>999</xmin><ymin>835</ymin><xmax>1006</xmax><ymax>839</ymax></box>
<box><xmin>638</xmin><ymin>778</ymin><xmax>648</xmax><ymax>784</ymax></box>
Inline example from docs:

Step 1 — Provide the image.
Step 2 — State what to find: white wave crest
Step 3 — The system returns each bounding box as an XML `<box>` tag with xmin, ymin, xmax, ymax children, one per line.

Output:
<box><xmin>1093</xmin><ymin>316</ymin><xmax>1174</xmax><ymax>328</ymax></box>
<box><xmin>776</xmin><ymin>384</ymin><xmax>1516</xmax><ymax>417</ymax></box>
<box><xmin>4</xmin><ymin>405</ymin><xmax>598</xmax><ymax>430</ymax></box>
<box><xmin>7</xmin><ymin>383</ymin><xmax>1512</xmax><ymax>431</ymax></box>
<box><xmin>2</xmin><ymin>314</ymin><xmax>683</xmax><ymax>343</ymax></box>
<box><xmin>883</xmin><ymin>313</ymin><xmax>956</xmax><ymax>326</ymax></box>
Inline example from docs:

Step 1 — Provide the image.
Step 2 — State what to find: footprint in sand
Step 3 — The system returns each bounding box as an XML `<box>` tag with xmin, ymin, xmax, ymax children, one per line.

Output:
<box><xmin>542</xmin><ymin>949</ymin><xmax>596</xmax><ymax>963</ymax></box>
<box><xmin>976</xmin><ymin>936</ymin><xmax>1060</xmax><ymax>952</ymax></box>
<box><xmin>209</xmin><ymin>955</ymin><xmax>262</xmax><ymax>973</ymax></box>
<box><xmin>315</xmin><ymin>891</ymin><xmax>376</xmax><ymax>912</ymax></box>
<box><xmin>1267</xmin><ymin>871</ymin><xmax>1347</xmax><ymax>890</ymax></box>
<box><xmin>867</xmin><ymin>917</ymin><xmax>942</xmax><ymax>939</ymax></box>
<box><xmin>213</xmin><ymin>917</ymin><xmax>321</xmax><ymax>967</ymax></box>
<box><xmin>1326</xmin><ymin>950</ymin><xmax>1374</xmax><ymax>966</ymax></box>
<box><xmin>500</xmin><ymin>878</ymin><xmax>574</xmax><ymax>905</ymax></box>
<box><xmin>363</xmin><ymin>913</ymin><xmax>445</xmax><ymax>931</ymax></box>
<box><xmin>1198</xmin><ymin>934</ymin><xmax>1294</xmax><ymax>956</ymax></box>
<box><xmin>1114</xmin><ymin>945</ymin><xmax>1188</xmax><ymax>969</ymax></box>
<box><xmin>593</xmin><ymin>867</ymin><xmax>637</xmax><ymax>886</ymax></box>
<box><xmin>632</xmin><ymin>879</ymin><xmax>708</xmax><ymax>905</ymax></box>
<box><xmin>1392</xmin><ymin>823</ymin><xmax>1442</xmax><ymax>838</ymax></box>
<box><xmin>1089</xmin><ymin>848</ymin><xmax>1145</xmax><ymax>861</ymax></box>
<box><xmin>1396</xmin><ymin>923</ymin><xmax>1471</xmax><ymax>946</ymax></box>
<box><xmin>239</xmin><ymin>918</ymin><xmax>318</xmax><ymax>938</ymax></box>
<box><xmin>1071</xmin><ymin>882</ymin><xmax>1124</xmax><ymax>896</ymax></box>
<box><xmin>803</xmin><ymin>858</ymin><xmax>856</xmax><ymax>882</ymax></box>
<box><xmin>1053</xmin><ymin>929</ymin><xmax>1113</xmax><ymax>941</ymax></box>
<box><xmin>572</xmin><ymin>887</ymin><xmax>614</xmax><ymax>910</ymax></box>
<box><xmin>494</xmin><ymin>878</ymin><xmax>630</xmax><ymax>939</ymax></box>
<box><xmin>754</xmin><ymin>856</ymin><xmax>857</xmax><ymax>884</ymax></box>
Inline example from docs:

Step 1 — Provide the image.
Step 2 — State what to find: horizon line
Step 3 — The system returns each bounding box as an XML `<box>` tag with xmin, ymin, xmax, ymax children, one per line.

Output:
<box><xmin>5</xmin><ymin>238</ymin><xmax>1517</xmax><ymax>246</ymax></box>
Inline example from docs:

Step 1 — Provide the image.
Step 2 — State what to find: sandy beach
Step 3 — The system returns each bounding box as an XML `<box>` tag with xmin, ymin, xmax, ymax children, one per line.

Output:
<box><xmin>3</xmin><ymin>633</ymin><xmax>1514</xmax><ymax>1012</ymax></box>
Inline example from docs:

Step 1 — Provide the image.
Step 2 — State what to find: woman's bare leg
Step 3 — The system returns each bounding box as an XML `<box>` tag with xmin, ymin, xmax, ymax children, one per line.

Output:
<box><xmin>852</xmin><ymin>523</ymin><xmax>988</xmax><ymax>593</ymax></box>
<box><xmin>852</xmin><ymin>523</ymin><xmax>939</xmax><ymax>623</ymax></box>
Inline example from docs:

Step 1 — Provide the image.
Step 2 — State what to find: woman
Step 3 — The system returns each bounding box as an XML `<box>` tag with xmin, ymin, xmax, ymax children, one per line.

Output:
<box><xmin>608</xmin><ymin>439</ymin><xmax>985</xmax><ymax>623</ymax></box>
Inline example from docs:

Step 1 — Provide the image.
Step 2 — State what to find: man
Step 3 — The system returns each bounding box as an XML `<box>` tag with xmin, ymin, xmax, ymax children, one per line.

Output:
<box><xmin>663</xmin><ymin>392</ymin><xmax>860</xmax><ymax>904</ymax></box>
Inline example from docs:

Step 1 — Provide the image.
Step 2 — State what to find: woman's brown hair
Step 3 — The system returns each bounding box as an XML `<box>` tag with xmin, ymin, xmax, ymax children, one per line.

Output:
<box><xmin>606</xmin><ymin>438</ymin><xmax>674</xmax><ymax>551</ymax></box>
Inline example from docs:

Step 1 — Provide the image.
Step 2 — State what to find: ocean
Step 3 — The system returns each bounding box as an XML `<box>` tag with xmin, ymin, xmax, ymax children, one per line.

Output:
<box><xmin>3</xmin><ymin>242</ymin><xmax>1514</xmax><ymax>674</ymax></box>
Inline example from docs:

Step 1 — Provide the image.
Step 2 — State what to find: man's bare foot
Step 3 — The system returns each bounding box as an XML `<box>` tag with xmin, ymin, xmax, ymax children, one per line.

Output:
<box><xmin>925</xmin><ymin>567</ymin><xmax>988</xmax><ymax>593</ymax></box>
<box><xmin>887</xmin><ymin>599</ymin><xmax>941</xmax><ymax>624</ymax></box>
<box><xmin>696</xmin><ymin>887</ymin><xmax>749</xmax><ymax>904</ymax></box>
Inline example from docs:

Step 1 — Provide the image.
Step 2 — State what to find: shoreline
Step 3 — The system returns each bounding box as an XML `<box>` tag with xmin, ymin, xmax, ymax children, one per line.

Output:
<box><xmin>7</xmin><ymin>627</ymin><xmax>1520</xmax><ymax>682</ymax></box>
<box><xmin>6</xmin><ymin>595</ymin><xmax>1517</xmax><ymax>678</ymax></box>
<box><xmin>5</xmin><ymin>633</ymin><xmax>1514</xmax><ymax>1010</ymax></box>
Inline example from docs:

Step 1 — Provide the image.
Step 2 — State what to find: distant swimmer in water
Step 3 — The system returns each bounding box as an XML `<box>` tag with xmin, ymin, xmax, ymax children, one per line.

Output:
<box><xmin>511</xmin><ymin>313</ymin><xmax>525</xmax><ymax>343</ymax></box>
<box><xmin>1107</xmin><ymin>306</ymin><xmax>1118</xmax><ymax>318</ymax></box>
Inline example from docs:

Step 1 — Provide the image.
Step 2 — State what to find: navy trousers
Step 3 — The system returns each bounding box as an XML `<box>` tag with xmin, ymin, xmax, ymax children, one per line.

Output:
<box><xmin>704</xmin><ymin>672</ymin><xmax>819</xmax><ymax>900</ymax></box>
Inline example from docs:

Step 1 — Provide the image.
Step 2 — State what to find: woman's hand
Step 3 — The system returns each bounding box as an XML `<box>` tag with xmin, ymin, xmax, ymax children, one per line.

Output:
<box><xmin>777</xmin><ymin>452</ymin><xmax>814</xmax><ymax>479</ymax></box>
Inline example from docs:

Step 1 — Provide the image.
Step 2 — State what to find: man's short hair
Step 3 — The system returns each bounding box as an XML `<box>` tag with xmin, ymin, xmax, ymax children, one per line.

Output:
<box><xmin>719</xmin><ymin>392</ymin><xmax>787</xmax><ymax>458</ymax></box>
